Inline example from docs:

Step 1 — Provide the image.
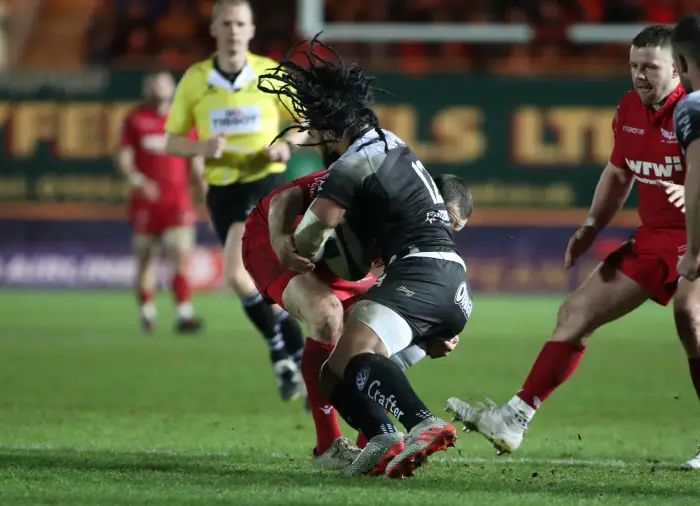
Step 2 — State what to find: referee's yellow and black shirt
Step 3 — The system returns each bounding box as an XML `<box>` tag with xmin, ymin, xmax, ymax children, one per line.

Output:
<box><xmin>165</xmin><ymin>53</ymin><xmax>296</xmax><ymax>186</ymax></box>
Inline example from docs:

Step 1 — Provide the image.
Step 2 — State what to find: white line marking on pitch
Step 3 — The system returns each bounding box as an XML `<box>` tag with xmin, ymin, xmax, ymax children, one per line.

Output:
<box><xmin>0</xmin><ymin>445</ymin><xmax>670</xmax><ymax>468</ymax></box>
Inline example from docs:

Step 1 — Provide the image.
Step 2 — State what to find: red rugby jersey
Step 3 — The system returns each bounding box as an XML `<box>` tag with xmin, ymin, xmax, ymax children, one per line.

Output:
<box><xmin>253</xmin><ymin>169</ymin><xmax>328</xmax><ymax>222</ymax></box>
<box><xmin>609</xmin><ymin>84</ymin><xmax>686</xmax><ymax>230</ymax></box>
<box><xmin>120</xmin><ymin>105</ymin><xmax>196</xmax><ymax>208</ymax></box>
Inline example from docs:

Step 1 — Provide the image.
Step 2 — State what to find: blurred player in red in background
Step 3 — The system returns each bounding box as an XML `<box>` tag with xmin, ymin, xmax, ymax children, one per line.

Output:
<box><xmin>242</xmin><ymin>167</ymin><xmax>464</xmax><ymax>471</ymax></box>
<box><xmin>116</xmin><ymin>71</ymin><xmax>206</xmax><ymax>333</ymax></box>
<box><xmin>448</xmin><ymin>25</ymin><xmax>700</xmax><ymax>470</ymax></box>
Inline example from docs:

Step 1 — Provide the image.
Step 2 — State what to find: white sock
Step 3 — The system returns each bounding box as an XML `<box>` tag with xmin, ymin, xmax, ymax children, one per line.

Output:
<box><xmin>507</xmin><ymin>395</ymin><xmax>536</xmax><ymax>424</ymax></box>
<box><xmin>177</xmin><ymin>302</ymin><xmax>194</xmax><ymax>320</ymax></box>
<box><xmin>141</xmin><ymin>302</ymin><xmax>157</xmax><ymax>320</ymax></box>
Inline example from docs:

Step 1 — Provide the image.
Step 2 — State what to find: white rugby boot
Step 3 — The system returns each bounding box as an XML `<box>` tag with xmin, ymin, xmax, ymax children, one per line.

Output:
<box><xmin>446</xmin><ymin>396</ymin><xmax>531</xmax><ymax>455</ymax></box>
<box><xmin>274</xmin><ymin>358</ymin><xmax>305</xmax><ymax>402</ymax></box>
<box><xmin>338</xmin><ymin>432</ymin><xmax>405</xmax><ymax>477</ymax></box>
<box><xmin>312</xmin><ymin>437</ymin><xmax>362</xmax><ymax>470</ymax></box>
<box><xmin>384</xmin><ymin>417</ymin><xmax>458</xmax><ymax>479</ymax></box>
<box><xmin>681</xmin><ymin>446</ymin><xmax>700</xmax><ymax>470</ymax></box>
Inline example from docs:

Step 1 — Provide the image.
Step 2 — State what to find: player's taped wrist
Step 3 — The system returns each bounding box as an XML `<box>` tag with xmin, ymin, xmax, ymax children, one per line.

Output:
<box><xmin>293</xmin><ymin>209</ymin><xmax>334</xmax><ymax>259</ymax></box>
<box><xmin>128</xmin><ymin>171</ymin><xmax>145</xmax><ymax>187</ymax></box>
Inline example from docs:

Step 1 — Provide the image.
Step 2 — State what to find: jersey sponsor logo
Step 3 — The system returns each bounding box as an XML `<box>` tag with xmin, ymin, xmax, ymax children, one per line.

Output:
<box><xmin>355</xmin><ymin>367</ymin><xmax>370</xmax><ymax>390</ymax></box>
<box><xmin>308</xmin><ymin>173</ymin><xmax>328</xmax><ymax>199</ymax></box>
<box><xmin>209</xmin><ymin>106</ymin><xmax>261</xmax><ymax>135</ymax></box>
<box><xmin>140</xmin><ymin>134</ymin><xmax>168</xmax><ymax>153</ymax></box>
<box><xmin>661</xmin><ymin>127</ymin><xmax>678</xmax><ymax>143</ymax></box>
<box><xmin>625</xmin><ymin>156</ymin><xmax>683</xmax><ymax>178</ymax></box>
<box><xmin>426</xmin><ymin>209</ymin><xmax>450</xmax><ymax>226</ymax></box>
<box><xmin>367</xmin><ymin>380</ymin><xmax>404</xmax><ymax>420</ymax></box>
<box><xmin>454</xmin><ymin>281</ymin><xmax>472</xmax><ymax>321</ymax></box>
<box><xmin>395</xmin><ymin>285</ymin><xmax>415</xmax><ymax>297</ymax></box>
<box><xmin>622</xmin><ymin>125</ymin><xmax>644</xmax><ymax>135</ymax></box>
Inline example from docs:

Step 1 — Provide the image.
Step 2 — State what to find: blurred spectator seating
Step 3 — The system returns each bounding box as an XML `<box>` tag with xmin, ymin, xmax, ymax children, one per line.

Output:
<box><xmin>15</xmin><ymin>0</ymin><xmax>700</xmax><ymax>74</ymax></box>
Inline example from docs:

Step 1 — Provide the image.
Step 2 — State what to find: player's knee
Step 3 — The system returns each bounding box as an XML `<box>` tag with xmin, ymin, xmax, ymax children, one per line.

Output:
<box><xmin>224</xmin><ymin>263</ymin><xmax>254</xmax><ymax>295</ymax></box>
<box><xmin>552</xmin><ymin>298</ymin><xmax>592</xmax><ymax>344</ymax></box>
<box><xmin>306</xmin><ymin>298</ymin><xmax>344</xmax><ymax>345</ymax></box>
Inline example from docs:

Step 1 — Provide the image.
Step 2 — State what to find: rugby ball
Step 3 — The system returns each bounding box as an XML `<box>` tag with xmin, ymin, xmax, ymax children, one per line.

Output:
<box><xmin>313</xmin><ymin>219</ymin><xmax>373</xmax><ymax>281</ymax></box>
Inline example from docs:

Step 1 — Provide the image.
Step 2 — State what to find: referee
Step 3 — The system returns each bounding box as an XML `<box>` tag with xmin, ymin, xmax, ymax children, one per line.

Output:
<box><xmin>164</xmin><ymin>0</ymin><xmax>306</xmax><ymax>402</ymax></box>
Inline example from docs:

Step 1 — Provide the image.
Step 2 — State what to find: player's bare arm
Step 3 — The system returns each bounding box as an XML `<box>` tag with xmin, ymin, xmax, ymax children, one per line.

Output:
<box><xmin>268</xmin><ymin>188</ymin><xmax>314</xmax><ymax>273</ymax></box>
<box><xmin>115</xmin><ymin>145</ymin><xmax>159</xmax><ymax>202</ymax></box>
<box><xmin>264</xmin><ymin>130</ymin><xmax>311</xmax><ymax>163</ymax></box>
<box><xmin>565</xmin><ymin>161</ymin><xmax>634</xmax><ymax>268</ymax></box>
<box><xmin>587</xmin><ymin>162</ymin><xmax>635</xmax><ymax>229</ymax></box>
<box><xmin>294</xmin><ymin>198</ymin><xmax>346</xmax><ymax>259</ymax></box>
<box><xmin>189</xmin><ymin>156</ymin><xmax>208</xmax><ymax>199</ymax></box>
<box><xmin>165</xmin><ymin>133</ymin><xmax>227</xmax><ymax>160</ymax></box>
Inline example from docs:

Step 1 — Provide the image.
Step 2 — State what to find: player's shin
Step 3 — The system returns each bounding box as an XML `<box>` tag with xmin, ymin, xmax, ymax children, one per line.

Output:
<box><xmin>301</xmin><ymin>338</ymin><xmax>342</xmax><ymax>454</ymax></box>
<box><xmin>513</xmin><ymin>341</ymin><xmax>586</xmax><ymax>421</ymax></box>
<box><xmin>241</xmin><ymin>290</ymin><xmax>290</xmax><ymax>363</ymax></box>
<box><xmin>172</xmin><ymin>273</ymin><xmax>194</xmax><ymax>320</ymax></box>
<box><xmin>138</xmin><ymin>288</ymin><xmax>156</xmax><ymax>325</ymax></box>
<box><xmin>323</xmin><ymin>363</ymin><xmax>397</xmax><ymax>439</ymax></box>
<box><xmin>689</xmin><ymin>358</ymin><xmax>700</xmax><ymax>401</ymax></box>
<box><xmin>276</xmin><ymin>310</ymin><xmax>305</xmax><ymax>365</ymax></box>
<box><xmin>344</xmin><ymin>353</ymin><xmax>433</xmax><ymax>433</ymax></box>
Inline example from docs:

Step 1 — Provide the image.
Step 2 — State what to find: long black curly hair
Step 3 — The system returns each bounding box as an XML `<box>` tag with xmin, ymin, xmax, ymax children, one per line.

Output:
<box><xmin>257</xmin><ymin>33</ymin><xmax>388</xmax><ymax>150</ymax></box>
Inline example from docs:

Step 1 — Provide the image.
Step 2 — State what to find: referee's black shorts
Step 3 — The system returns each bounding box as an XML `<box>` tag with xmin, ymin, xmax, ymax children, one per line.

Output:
<box><xmin>205</xmin><ymin>173</ymin><xmax>286</xmax><ymax>245</ymax></box>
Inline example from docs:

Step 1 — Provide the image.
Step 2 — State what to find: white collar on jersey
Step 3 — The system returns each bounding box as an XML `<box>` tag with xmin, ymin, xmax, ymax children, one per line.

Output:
<box><xmin>329</xmin><ymin>129</ymin><xmax>406</xmax><ymax>170</ymax></box>
<box><xmin>207</xmin><ymin>61</ymin><xmax>256</xmax><ymax>91</ymax></box>
<box><xmin>345</xmin><ymin>128</ymin><xmax>404</xmax><ymax>153</ymax></box>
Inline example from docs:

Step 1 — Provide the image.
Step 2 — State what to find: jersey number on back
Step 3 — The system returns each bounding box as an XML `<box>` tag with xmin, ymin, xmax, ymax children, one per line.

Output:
<box><xmin>411</xmin><ymin>160</ymin><xmax>444</xmax><ymax>204</ymax></box>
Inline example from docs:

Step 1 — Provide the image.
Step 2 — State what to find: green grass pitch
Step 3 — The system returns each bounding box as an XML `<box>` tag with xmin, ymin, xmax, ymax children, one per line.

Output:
<box><xmin>1</xmin><ymin>290</ymin><xmax>699</xmax><ymax>505</ymax></box>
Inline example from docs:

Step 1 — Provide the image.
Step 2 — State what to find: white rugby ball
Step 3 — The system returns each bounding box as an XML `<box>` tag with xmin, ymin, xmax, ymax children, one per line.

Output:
<box><xmin>313</xmin><ymin>219</ymin><xmax>373</xmax><ymax>281</ymax></box>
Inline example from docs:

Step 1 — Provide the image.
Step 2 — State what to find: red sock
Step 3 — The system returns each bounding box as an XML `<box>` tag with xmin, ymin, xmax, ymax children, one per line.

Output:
<box><xmin>172</xmin><ymin>273</ymin><xmax>191</xmax><ymax>304</ymax></box>
<box><xmin>689</xmin><ymin>358</ymin><xmax>700</xmax><ymax>401</ymax></box>
<box><xmin>356</xmin><ymin>432</ymin><xmax>368</xmax><ymax>449</ymax></box>
<box><xmin>301</xmin><ymin>338</ymin><xmax>342</xmax><ymax>454</ymax></box>
<box><xmin>138</xmin><ymin>288</ymin><xmax>154</xmax><ymax>306</ymax></box>
<box><xmin>517</xmin><ymin>341</ymin><xmax>585</xmax><ymax>409</ymax></box>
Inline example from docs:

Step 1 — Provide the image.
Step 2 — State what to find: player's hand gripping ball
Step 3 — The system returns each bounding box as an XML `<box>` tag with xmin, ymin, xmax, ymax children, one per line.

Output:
<box><xmin>272</xmin><ymin>235</ymin><xmax>315</xmax><ymax>274</ymax></box>
<box><xmin>312</xmin><ymin>218</ymin><xmax>374</xmax><ymax>281</ymax></box>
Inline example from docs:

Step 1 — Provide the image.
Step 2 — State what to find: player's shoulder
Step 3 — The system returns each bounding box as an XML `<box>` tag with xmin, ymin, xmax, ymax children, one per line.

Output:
<box><xmin>674</xmin><ymin>90</ymin><xmax>700</xmax><ymax>148</ymax></box>
<box><xmin>124</xmin><ymin>104</ymin><xmax>151</xmax><ymax>123</ymax></box>
<box><xmin>247</xmin><ymin>52</ymin><xmax>279</xmax><ymax>74</ymax></box>
<box><xmin>616</xmin><ymin>89</ymin><xmax>642</xmax><ymax>114</ymax></box>
<box><xmin>180</xmin><ymin>57</ymin><xmax>215</xmax><ymax>84</ymax></box>
<box><xmin>677</xmin><ymin>89</ymin><xmax>700</xmax><ymax>116</ymax></box>
<box><xmin>330</xmin><ymin>129</ymin><xmax>408</xmax><ymax>177</ymax></box>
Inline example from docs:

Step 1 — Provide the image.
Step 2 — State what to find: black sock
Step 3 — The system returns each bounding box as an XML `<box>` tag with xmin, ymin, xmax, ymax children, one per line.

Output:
<box><xmin>345</xmin><ymin>353</ymin><xmax>433</xmax><ymax>433</ymax></box>
<box><xmin>276</xmin><ymin>310</ymin><xmax>304</xmax><ymax>364</ymax></box>
<box><xmin>241</xmin><ymin>291</ymin><xmax>289</xmax><ymax>363</ymax></box>
<box><xmin>328</xmin><ymin>375</ymin><xmax>397</xmax><ymax>439</ymax></box>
